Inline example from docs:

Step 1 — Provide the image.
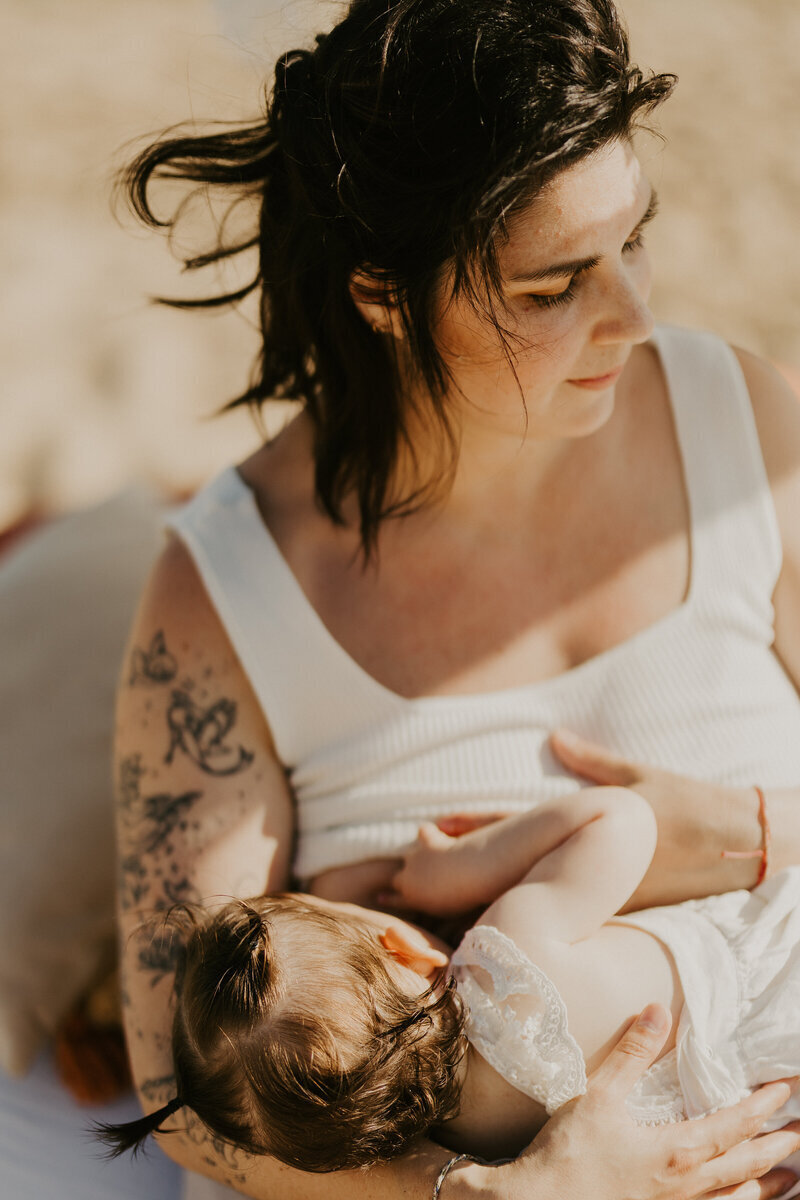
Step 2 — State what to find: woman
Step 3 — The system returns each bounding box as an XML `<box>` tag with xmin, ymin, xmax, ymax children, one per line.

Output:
<box><xmin>115</xmin><ymin>1</ymin><xmax>800</xmax><ymax>1197</ymax></box>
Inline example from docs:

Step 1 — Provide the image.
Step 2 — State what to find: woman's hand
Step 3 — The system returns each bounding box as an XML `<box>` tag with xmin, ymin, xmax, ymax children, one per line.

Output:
<box><xmin>550</xmin><ymin>729</ymin><xmax>765</xmax><ymax>909</ymax></box>
<box><xmin>466</xmin><ymin>1004</ymin><xmax>800</xmax><ymax>1200</ymax></box>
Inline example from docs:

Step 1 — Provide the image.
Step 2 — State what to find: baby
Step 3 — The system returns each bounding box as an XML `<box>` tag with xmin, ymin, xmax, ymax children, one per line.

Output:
<box><xmin>98</xmin><ymin>787</ymin><xmax>800</xmax><ymax>1168</ymax></box>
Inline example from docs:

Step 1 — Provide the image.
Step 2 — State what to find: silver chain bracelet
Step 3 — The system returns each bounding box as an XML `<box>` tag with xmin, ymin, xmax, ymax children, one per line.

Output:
<box><xmin>432</xmin><ymin>1151</ymin><xmax>514</xmax><ymax>1198</ymax></box>
<box><xmin>432</xmin><ymin>1154</ymin><xmax>480</xmax><ymax>1199</ymax></box>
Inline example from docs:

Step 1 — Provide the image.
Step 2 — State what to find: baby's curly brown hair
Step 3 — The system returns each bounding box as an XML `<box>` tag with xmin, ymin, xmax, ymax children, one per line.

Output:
<box><xmin>164</xmin><ymin>894</ymin><xmax>466</xmax><ymax>1171</ymax></box>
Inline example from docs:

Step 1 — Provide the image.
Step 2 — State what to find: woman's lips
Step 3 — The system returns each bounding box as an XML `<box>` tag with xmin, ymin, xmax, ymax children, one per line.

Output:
<box><xmin>567</xmin><ymin>366</ymin><xmax>624</xmax><ymax>389</ymax></box>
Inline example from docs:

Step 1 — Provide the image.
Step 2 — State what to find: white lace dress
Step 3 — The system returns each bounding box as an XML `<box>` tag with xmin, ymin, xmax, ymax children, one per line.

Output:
<box><xmin>451</xmin><ymin>868</ymin><xmax>800</xmax><ymax>1127</ymax></box>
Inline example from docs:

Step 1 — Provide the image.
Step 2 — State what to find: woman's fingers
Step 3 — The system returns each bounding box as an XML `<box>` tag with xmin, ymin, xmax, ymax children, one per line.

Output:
<box><xmin>587</xmin><ymin>1004</ymin><xmax>672</xmax><ymax>1097</ymax></box>
<box><xmin>704</xmin><ymin>1168</ymin><xmax>799</xmax><ymax>1200</ymax></box>
<box><xmin>700</xmin><ymin>1122</ymin><xmax>800</xmax><ymax>1195</ymax></box>
<box><xmin>688</xmin><ymin>1083</ymin><xmax>798</xmax><ymax>1162</ymax></box>
<box><xmin>550</xmin><ymin>728</ymin><xmax>642</xmax><ymax>785</ymax></box>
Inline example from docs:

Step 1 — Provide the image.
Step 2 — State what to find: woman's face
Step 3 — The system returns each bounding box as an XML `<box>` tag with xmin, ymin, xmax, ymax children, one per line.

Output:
<box><xmin>434</xmin><ymin>139</ymin><xmax>657</xmax><ymax>443</ymax></box>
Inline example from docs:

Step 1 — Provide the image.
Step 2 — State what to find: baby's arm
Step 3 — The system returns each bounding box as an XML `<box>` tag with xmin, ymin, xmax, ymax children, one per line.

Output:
<box><xmin>481</xmin><ymin>788</ymin><xmax>657</xmax><ymax>943</ymax></box>
<box><xmin>387</xmin><ymin>787</ymin><xmax>656</xmax><ymax>930</ymax></box>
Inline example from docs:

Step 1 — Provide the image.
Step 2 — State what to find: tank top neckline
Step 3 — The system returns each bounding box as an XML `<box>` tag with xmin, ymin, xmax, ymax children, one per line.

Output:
<box><xmin>228</xmin><ymin>327</ymin><xmax>697</xmax><ymax>710</ymax></box>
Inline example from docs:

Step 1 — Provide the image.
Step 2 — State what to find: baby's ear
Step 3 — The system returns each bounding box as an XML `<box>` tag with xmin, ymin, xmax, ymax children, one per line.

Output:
<box><xmin>380</xmin><ymin>925</ymin><xmax>449</xmax><ymax>977</ymax></box>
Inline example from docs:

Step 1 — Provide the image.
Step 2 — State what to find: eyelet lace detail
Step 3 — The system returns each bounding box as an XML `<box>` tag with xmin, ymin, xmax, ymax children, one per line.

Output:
<box><xmin>451</xmin><ymin>926</ymin><xmax>587</xmax><ymax>1114</ymax></box>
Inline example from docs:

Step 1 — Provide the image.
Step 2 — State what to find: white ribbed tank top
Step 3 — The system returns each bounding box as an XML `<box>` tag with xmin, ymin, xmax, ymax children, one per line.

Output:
<box><xmin>165</xmin><ymin>325</ymin><xmax>800</xmax><ymax>881</ymax></box>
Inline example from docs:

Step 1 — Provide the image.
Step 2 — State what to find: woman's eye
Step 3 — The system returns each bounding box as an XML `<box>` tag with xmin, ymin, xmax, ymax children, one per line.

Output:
<box><xmin>623</xmin><ymin>232</ymin><xmax>645</xmax><ymax>254</ymax></box>
<box><xmin>524</xmin><ymin>235</ymin><xmax>645</xmax><ymax>310</ymax></box>
<box><xmin>527</xmin><ymin>279</ymin><xmax>578</xmax><ymax>309</ymax></box>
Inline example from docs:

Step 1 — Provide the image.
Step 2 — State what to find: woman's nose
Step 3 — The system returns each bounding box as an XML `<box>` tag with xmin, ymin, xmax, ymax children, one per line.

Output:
<box><xmin>592</xmin><ymin>268</ymin><xmax>655</xmax><ymax>346</ymax></box>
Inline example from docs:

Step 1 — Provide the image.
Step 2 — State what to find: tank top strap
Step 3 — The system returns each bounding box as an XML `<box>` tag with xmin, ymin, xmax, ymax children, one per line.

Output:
<box><xmin>650</xmin><ymin>325</ymin><xmax>782</xmax><ymax>628</ymax></box>
<box><xmin>163</xmin><ymin>467</ymin><xmax>396</xmax><ymax>766</ymax></box>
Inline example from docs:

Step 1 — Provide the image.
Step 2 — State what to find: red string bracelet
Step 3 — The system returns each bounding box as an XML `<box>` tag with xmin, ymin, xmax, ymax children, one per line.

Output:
<box><xmin>721</xmin><ymin>786</ymin><xmax>770</xmax><ymax>887</ymax></box>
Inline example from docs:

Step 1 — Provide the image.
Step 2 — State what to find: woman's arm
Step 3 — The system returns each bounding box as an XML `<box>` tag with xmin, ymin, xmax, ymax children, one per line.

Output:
<box><xmin>384</xmin><ymin>788</ymin><xmax>655</xmax><ymax>930</ymax></box>
<box><xmin>115</xmin><ymin>536</ymin><xmax>294</xmax><ymax>1191</ymax></box>
<box><xmin>742</xmin><ymin>348</ymin><xmax>800</xmax><ymax>878</ymax></box>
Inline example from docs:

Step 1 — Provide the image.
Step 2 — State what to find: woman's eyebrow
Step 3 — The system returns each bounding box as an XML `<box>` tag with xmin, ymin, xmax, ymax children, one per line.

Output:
<box><xmin>509</xmin><ymin>187</ymin><xmax>659</xmax><ymax>284</ymax></box>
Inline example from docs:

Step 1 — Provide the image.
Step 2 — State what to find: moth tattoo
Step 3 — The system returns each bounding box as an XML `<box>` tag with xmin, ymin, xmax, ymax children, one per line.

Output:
<box><xmin>129</xmin><ymin>631</ymin><xmax>178</xmax><ymax>686</ymax></box>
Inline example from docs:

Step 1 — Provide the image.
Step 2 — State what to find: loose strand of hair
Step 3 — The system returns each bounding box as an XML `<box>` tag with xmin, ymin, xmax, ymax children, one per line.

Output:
<box><xmin>91</xmin><ymin>1098</ymin><xmax>183</xmax><ymax>1160</ymax></box>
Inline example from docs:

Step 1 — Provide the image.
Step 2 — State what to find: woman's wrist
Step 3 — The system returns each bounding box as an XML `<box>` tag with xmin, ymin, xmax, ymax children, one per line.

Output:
<box><xmin>715</xmin><ymin>784</ymin><xmax>771</xmax><ymax>889</ymax></box>
<box><xmin>436</xmin><ymin>1156</ymin><xmax>539</xmax><ymax>1200</ymax></box>
<box><xmin>715</xmin><ymin>782</ymin><xmax>800</xmax><ymax>887</ymax></box>
<box><xmin>720</xmin><ymin>785</ymin><xmax>770</xmax><ymax>886</ymax></box>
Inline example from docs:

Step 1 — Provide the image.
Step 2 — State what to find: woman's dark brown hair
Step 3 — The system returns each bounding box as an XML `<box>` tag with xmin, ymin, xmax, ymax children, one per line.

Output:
<box><xmin>96</xmin><ymin>896</ymin><xmax>466</xmax><ymax>1171</ymax></box>
<box><xmin>124</xmin><ymin>0</ymin><xmax>674</xmax><ymax>554</ymax></box>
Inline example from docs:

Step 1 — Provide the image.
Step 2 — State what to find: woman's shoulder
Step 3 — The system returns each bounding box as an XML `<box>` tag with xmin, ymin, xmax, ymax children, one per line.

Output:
<box><xmin>731</xmin><ymin>345</ymin><xmax>800</xmax><ymax>678</ymax></box>
<box><xmin>641</xmin><ymin>327</ymin><xmax>800</xmax><ymax>496</ymax></box>
<box><xmin>132</xmin><ymin>534</ymin><xmax>244</xmax><ymax>679</ymax></box>
<box><xmin>732</xmin><ymin>345</ymin><xmax>800</xmax><ymax>564</ymax></box>
<box><xmin>144</xmin><ymin>412</ymin><xmax>318</xmax><ymax>644</ymax></box>
<box><xmin>732</xmin><ymin>345</ymin><xmax>800</xmax><ymax>488</ymax></box>
<box><xmin>122</xmin><ymin>533</ymin><xmax>282</xmax><ymax>759</ymax></box>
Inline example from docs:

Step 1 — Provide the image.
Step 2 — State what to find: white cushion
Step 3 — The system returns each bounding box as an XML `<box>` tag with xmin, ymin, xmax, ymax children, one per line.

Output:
<box><xmin>0</xmin><ymin>1047</ymin><xmax>180</xmax><ymax>1199</ymax></box>
<box><xmin>0</xmin><ymin>488</ymin><xmax>164</xmax><ymax>1076</ymax></box>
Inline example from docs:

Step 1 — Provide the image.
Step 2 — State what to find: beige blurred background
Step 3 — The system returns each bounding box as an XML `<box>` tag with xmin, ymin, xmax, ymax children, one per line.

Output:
<box><xmin>2</xmin><ymin>0</ymin><xmax>798</xmax><ymax>532</ymax></box>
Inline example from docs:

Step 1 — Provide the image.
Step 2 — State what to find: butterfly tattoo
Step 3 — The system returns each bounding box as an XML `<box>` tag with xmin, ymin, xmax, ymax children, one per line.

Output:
<box><xmin>165</xmin><ymin>690</ymin><xmax>254</xmax><ymax>776</ymax></box>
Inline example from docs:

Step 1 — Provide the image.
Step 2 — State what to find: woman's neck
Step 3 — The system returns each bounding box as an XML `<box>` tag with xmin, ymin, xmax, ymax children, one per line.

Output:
<box><xmin>387</xmin><ymin>400</ymin><xmax>620</xmax><ymax>546</ymax></box>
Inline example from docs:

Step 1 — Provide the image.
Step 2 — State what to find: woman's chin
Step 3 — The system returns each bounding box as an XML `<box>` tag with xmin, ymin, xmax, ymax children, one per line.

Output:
<box><xmin>558</xmin><ymin>385</ymin><xmax>618</xmax><ymax>437</ymax></box>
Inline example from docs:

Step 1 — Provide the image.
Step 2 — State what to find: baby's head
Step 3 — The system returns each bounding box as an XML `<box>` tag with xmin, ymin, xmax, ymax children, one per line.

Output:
<box><xmin>174</xmin><ymin>895</ymin><xmax>466</xmax><ymax>1169</ymax></box>
<box><xmin>102</xmin><ymin>895</ymin><xmax>466</xmax><ymax>1171</ymax></box>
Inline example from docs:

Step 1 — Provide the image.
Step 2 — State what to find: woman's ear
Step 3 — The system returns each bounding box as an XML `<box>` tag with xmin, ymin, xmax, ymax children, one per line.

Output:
<box><xmin>379</xmin><ymin>925</ymin><xmax>449</xmax><ymax>977</ymax></box>
<box><xmin>349</xmin><ymin>269</ymin><xmax>406</xmax><ymax>340</ymax></box>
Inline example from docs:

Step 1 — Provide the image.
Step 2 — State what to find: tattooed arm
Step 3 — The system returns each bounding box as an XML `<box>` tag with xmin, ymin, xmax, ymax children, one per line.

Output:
<box><xmin>116</xmin><ymin>535</ymin><xmax>288</xmax><ymax>1187</ymax></box>
<box><xmin>115</xmin><ymin>537</ymin><xmax>472</xmax><ymax>1198</ymax></box>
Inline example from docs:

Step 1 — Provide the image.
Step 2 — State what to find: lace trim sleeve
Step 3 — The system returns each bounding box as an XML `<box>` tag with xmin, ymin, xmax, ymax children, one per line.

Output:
<box><xmin>450</xmin><ymin>925</ymin><xmax>587</xmax><ymax>1114</ymax></box>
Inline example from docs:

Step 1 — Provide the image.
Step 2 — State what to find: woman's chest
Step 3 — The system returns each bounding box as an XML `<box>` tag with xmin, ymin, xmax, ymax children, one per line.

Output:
<box><xmin>275</xmin><ymin>353</ymin><xmax>690</xmax><ymax>700</ymax></box>
<box><xmin>292</xmin><ymin>617</ymin><xmax>800</xmax><ymax>885</ymax></box>
<box><xmin>302</xmin><ymin>510</ymin><xmax>691</xmax><ymax>701</ymax></box>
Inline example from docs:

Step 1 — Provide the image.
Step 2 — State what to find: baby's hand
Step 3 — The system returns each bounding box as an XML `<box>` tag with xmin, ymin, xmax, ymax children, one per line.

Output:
<box><xmin>379</xmin><ymin>822</ymin><xmax>485</xmax><ymax>916</ymax></box>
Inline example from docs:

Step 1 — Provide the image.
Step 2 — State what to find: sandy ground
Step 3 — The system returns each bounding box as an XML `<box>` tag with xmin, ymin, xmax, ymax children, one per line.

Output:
<box><xmin>1</xmin><ymin>0</ymin><xmax>798</xmax><ymax>529</ymax></box>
